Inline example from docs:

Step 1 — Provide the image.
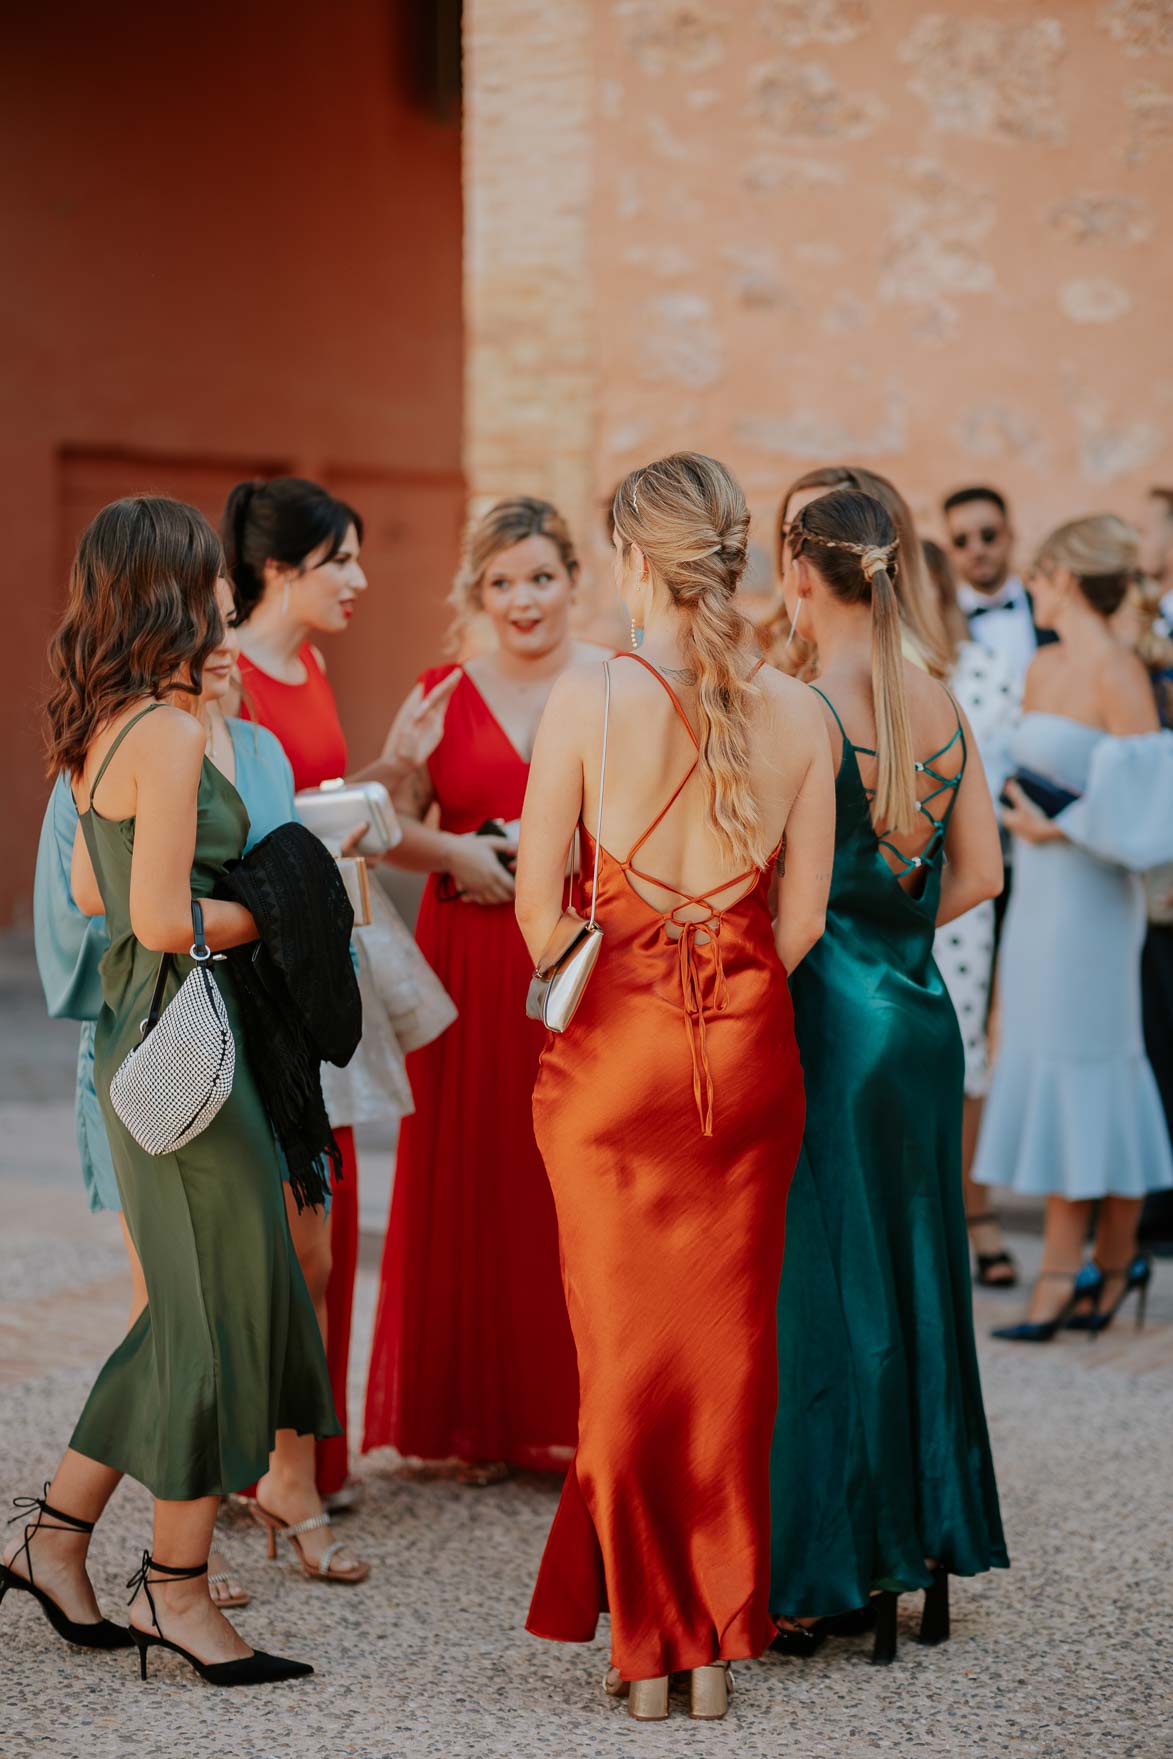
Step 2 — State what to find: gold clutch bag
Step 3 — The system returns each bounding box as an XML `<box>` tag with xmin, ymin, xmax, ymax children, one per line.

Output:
<box><xmin>525</xmin><ymin>663</ymin><xmax>611</xmax><ymax>1035</ymax></box>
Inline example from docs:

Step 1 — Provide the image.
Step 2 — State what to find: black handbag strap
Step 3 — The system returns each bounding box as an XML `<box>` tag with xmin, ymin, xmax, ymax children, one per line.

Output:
<box><xmin>139</xmin><ymin>901</ymin><xmax>211</xmax><ymax>1039</ymax></box>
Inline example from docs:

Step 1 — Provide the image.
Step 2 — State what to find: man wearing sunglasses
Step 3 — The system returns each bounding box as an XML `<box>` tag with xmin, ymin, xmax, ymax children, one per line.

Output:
<box><xmin>943</xmin><ymin>485</ymin><xmax>1054</xmax><ymax>690</ymax></box>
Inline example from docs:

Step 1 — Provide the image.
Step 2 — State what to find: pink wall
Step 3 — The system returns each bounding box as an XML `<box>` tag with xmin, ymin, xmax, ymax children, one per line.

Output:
<box><xmin>587</xmin><ymin>1</ymin><xmax>1172</xmax><ymax>597</ymax></box>
<box><xmin>464</xmin><ymin>1</ymin><xmax>1172</xmax><ymax>628</ymax></box>
<box><xmin>0</xmin><ymin>0</ymin><xmax>464</xmax><ymax>923</ymax></box>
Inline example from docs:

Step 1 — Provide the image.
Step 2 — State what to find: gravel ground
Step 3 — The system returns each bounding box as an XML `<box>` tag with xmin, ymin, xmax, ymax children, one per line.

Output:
<box><xmin>1</xmin><ymin>932</ymin><xmax>1170</xmax><ymax>1759</ymax></box>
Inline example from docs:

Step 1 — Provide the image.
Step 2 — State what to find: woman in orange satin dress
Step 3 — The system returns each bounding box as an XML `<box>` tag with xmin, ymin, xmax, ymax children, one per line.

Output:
<box><xmin>516</xmin><ymin>454</ymin><xmax>836</xmax><ymax>1722</ymax></box>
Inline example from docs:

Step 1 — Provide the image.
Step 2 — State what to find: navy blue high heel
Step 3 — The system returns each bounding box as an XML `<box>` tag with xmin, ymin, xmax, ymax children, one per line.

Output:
<box><xmin>1065</xmin><ymin>1254</ymin><xmax>1151</xmax><ymax>1334</ymax></box>
<box><xmin>991</xmin><ymin>1261</ymin><xmax>1103</xmax><ymax>1343</ymax></box>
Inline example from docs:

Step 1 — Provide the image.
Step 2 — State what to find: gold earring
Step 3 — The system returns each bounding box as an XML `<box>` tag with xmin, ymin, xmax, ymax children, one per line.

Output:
<box><xmin>630</xmin><ymin>619</ymin><xmax>644</xmax><ymax>651</ymax></box>
<box><xmin>784</xmin><ymin>597</ymin><xmax>804</xmax><ymax>651</ymax></box>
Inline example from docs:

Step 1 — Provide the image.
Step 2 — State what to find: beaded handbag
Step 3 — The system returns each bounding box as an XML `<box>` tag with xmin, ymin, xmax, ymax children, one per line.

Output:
<box><xmin>109</xmin><ymin>900</ymin><xmax>235</xmax><ymax>1154</ymax></box>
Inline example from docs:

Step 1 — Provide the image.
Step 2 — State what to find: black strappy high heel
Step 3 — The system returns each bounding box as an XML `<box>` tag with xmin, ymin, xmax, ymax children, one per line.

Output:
<box><xmin>870</xmin><ymin>1568</ymin><xmax>950</xmax><ymax>1664</ymax></box>
<box><xmin>126</xmin><ymin>1553</ymin><xmax>313</xmax><ymax>1686</ymax></box>
<box><xmin>967</xmin><ymin>1211</ymin><xmax>1019</xmax><ymax>1288</ymax></box>
<box><xmin>0</xmin><ymin>1484</ymin><xmax>132</xmax><ymax>1649</ymax></box>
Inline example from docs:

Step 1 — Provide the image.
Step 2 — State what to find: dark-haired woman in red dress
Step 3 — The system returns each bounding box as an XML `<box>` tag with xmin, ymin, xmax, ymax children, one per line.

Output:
<box><xmin>224</xmin><ymin>477</ymin><xmax>453</xmax><ymax>1579</ymax></box>
<box><xmin>364</xmin><ymin>498</ymin><xmax>609</xmax><ymax>1479</ymax></box>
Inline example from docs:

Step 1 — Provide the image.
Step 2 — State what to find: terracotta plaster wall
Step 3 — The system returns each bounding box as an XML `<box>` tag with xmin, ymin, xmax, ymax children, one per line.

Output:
<box><xmin>465</xmin><ymin>0</ymin><xmax>1172</xmax><ymax>613</ymax></box>
<box><xmin>0</xmin><ymin>1</ymin><xmax>463</xmax><ymax>925</ymax></box>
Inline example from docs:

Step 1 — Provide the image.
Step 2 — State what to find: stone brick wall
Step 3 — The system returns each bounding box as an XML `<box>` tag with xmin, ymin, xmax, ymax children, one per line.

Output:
<box><xmin>465</xmin><ymin>0</ymin><xmax>1172</xmax><ymax>615</ymax></box>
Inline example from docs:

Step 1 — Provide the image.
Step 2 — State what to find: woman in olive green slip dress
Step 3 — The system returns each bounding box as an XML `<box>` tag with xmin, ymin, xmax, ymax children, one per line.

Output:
<box><xmin>768</xmin><ymin>490</ymin><xmax>1008</xmax><ymax>1661</ymax></box>
<box><xmin>1</xmin><ymin>498</ymin><xmax>335</xmax><ymax>1686</ymax></box>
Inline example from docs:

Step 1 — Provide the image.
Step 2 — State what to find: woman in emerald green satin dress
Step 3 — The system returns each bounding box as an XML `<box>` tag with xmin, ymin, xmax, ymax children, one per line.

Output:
<box><xmin>768</xmin><ymin>488</ymin><xmax>1009</xmax><ymax>1660</ymax></box>
<box><xmin>1</xmin><ymin>497</ymin><xmax>336</xmax><ymax>1686</ymax></box>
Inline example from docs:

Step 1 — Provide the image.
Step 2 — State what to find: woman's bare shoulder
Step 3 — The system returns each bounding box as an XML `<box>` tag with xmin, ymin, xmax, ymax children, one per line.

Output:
<box><xmin>755</xmin><ymin>663</ymin><xmax>825</xmax><ymax>725</ymax></box>
<box><xmin>573</xmin><ymin>638</ymin><xmax>618</xmax><ymax>664</ymax></box>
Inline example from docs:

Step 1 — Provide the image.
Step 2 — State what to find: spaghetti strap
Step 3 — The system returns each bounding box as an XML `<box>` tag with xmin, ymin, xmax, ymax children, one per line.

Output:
<box><xmin>87</xmin><ymin>702</ymin><xmax>162</xmax><ymax>812</ymax></box>
<box><xmin>809</xmin><ymin>685</ymin><xmax>851</xmax><ymax>745</ymax></box>
<box><xmin>614</xmin><ymin>652</ymin><xmax>700</xmax><ymax>749</ymax></box>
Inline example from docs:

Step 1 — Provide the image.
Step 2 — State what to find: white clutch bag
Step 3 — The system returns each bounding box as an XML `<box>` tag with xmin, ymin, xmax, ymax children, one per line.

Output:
<box><xmin>294</xmin><ymin>778</ymin><xmax>402</xmax><ymax>858</ymax></box>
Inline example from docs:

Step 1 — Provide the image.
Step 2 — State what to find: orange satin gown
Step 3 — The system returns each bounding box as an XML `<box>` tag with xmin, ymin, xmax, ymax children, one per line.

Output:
<box><xmin>526</xmin><ymin>655</ymin><xmax>806</xmax><ymax>1680</ymax></box>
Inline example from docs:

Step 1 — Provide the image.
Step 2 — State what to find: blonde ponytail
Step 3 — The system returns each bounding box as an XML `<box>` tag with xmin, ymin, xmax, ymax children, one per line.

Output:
<box><xmin>868</xmin><ymin>564</ymin><xmax>917</xmax><ymax>834</ymax></box>
<box><xmin>613</xmin><ymin>453</ymin><xmax>765</xmax><ymax>869</ymax></box>
<box><xmin>679</xmin><ymin>584</ymin><xmax>763</xmax><ymax>865</ymax></box>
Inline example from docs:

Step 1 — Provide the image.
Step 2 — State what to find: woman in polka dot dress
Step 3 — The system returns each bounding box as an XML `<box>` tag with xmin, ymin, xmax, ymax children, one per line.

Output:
<box><xmin>925</xmin><ymin>541</ymin><xmax>1020</xmax><ymax>1285</ymax></box>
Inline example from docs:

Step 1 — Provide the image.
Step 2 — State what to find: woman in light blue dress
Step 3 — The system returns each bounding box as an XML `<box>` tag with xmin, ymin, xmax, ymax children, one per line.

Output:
<box><xmin>974</xmin><ymin>516</ymin><xmax>1173</xmax><ymax>1339</ymax></box>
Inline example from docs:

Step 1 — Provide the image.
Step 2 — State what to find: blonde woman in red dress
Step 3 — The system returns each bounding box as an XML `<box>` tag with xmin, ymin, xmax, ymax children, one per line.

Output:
<box><xmin>364</xmin><ymin>498</ymin><xmax>610</xmax><ymax>1481</ymax></box>
<box><xmin>223</xmin><ymin>477</ymin><xmax>453</xmax><ymax>1577</ymax></box>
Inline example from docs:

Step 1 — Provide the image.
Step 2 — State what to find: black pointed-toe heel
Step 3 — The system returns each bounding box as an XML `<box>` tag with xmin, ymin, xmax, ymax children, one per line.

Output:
<box><xmin>918</xmin><ymin>1566</ymin><xmax>950</xmax><ymax>1645</ymax></box>
<box><xmin>771</xmin><ymin>1600</ymin><xmax>876</xmax><ymax>1657</ymax></box>
<box><xmin>771</xmin><ymin>1617</ymin><xmax>828</xmax><ymax>1657</ymax></box>
<box><xmin>126</xmin><ymin>1553</ymin><xmax>313</xmax><ymax>1686</ymax></box>
<box><xmin>991</xmin><ymin>1262</ymin><xmax>1103</xmax><ymax>1343</ymax></box>
<box><xmin>0</xmin><ymin>1484</ymin><xmax>132</xmax><ymax>1650</ymax></box>
<box><xmin>870</xmin><ymin>1591</ymin><xmax>898</xmax><ymax>1665</ymax></box>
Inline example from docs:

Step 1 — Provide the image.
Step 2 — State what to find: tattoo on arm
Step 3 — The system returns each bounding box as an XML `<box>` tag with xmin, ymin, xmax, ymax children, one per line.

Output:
<box><xmin>396</xmin><ymin>765</ymin><xmax>433</xmax><ymax>820</ymax></box>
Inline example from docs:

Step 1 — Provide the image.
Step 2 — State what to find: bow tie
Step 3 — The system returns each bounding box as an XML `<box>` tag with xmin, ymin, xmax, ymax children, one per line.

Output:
<box><xmin>968</xmin><ymin>598</ymin><xmax>1018</xmax><ymax>619</ymax></box>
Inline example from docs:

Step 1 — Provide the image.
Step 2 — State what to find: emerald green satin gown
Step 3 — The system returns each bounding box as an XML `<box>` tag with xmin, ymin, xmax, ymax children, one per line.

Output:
<box><xmin>68</xmin><ymin>705</ymin><xmax>338</xmax><ymax>1501</ymax></box>
<box><xmin>770</xmin><ymin>688</ymin><xmax>1008</xmax><ymax>1617</ymax></box>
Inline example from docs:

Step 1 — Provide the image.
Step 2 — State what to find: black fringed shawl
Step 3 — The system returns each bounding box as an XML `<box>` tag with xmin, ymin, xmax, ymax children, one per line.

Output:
<box><xmin>214</xmin><ymin>822</ymin><xmax>361</xmax><ymax>1210</ymax></box>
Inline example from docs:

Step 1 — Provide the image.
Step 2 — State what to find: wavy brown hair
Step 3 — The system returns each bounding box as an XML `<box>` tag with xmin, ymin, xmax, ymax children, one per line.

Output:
<box><xmin>789</xmin><ymin>488</ymin><xmax>918</xmax><ymax>834</ymax></box>
<box><xmin>447</xmin><ymin>496</ymin><xmax>579</xmax><ymax>652</ymax></box>
<box><xmin>763</xmin><ymin>464</ymin><xmax>951</xmax><ymax>680</ymax></box>
<box><xmin>613</xmin><ymin>452</ymin><xmax>764</xmax><ymax>868</ymax></box>
<box><xmin>46</xmin><ymin>496</ymin><xmax>225</xmax><ymax>777</ymax></box>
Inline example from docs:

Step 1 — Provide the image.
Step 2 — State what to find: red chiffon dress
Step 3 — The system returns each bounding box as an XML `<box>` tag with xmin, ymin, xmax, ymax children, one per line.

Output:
<box><xmin>527</xmin><ymin>655</ymin><xmax>805</xmax><ymax>1679</ymax></box>
<box><xmin>237</xmin><ymin>642</ymin><xmax>360</xmax><ymax>1497</ymax></box>
<box><xmin>363</xmin><ymin>664</ymin><xmax>579</xmax><ymax>1470</ymax></box>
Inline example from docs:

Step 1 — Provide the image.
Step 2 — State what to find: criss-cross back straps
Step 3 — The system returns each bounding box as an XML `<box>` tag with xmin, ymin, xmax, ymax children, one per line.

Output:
<box><xmin>810</xmin><ymin>683</ymin><xmax>967</xmax><ymax>877</ymax></box>
<box><xmin>83</xmin><ymin>702</ymin><xmax>163</xmax><ymax>815</ymax></box>
<box><xmin>610</xmin><ymin>652</ymin><xmax>767</xmax><ymax>1135</ymax></box>
<box><xmin>615</xmin><ymin>652</ymin><xmax>765</xmax><ymax>874</ymax></box>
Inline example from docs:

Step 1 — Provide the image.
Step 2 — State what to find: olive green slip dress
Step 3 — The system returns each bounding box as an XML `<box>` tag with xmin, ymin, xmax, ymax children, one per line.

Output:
<box><xmin>69</xmin><ymin>705</ymin><xmax>338</xmax><ymax>1501</ymax></box>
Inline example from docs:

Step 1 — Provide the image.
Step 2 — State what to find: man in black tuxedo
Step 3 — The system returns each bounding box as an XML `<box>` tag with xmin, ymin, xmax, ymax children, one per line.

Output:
<box><xmin>943</xmin><ymin>485</ymin><xmax>1056</xmax><ymax>693</ymax></box>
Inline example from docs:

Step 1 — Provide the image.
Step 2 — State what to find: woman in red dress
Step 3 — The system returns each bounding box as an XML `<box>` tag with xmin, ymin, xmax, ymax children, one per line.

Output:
<box><xmin>224</xmin><ymin>476</ymin><xmax>452</xmax><ymax>1577</ymax></box>
<box><xmin>364</xmin><ymin>498</ymin><xmax>608</xmax><ymax>1478</ymax></box>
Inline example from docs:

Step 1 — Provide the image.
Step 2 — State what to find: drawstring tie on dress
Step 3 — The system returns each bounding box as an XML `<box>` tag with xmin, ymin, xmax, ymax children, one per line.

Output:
<box><xmin>674</xmin><ymin>917</ymin><xmax>728</xmax><ymax>1138</ymax></box>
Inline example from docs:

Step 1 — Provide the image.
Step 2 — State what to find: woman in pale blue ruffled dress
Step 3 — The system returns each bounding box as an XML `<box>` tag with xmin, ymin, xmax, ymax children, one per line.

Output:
<box><xmin>973</xmin><ymin>516</ymin><xmax>1173</xmax><ymax>1339</ymax></box>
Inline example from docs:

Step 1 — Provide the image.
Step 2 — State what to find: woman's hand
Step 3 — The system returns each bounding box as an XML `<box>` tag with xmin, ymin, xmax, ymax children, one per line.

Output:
<box><xmin>446</xmin><ymin>831</ymin><xmax>517</xmax><ymax>904</ymax></box>
<box><xmin>338</xmin><ymin>820</ymin><xmax>370</xmax><ymax>858</ymax></box>
<box><xmin>1001</xmin><ymin>780</ymin><xmax>1064</xmax><ymax>845</ymax></box>
<box><xmin>382</xmin><ymin>671</ymin><xmax>462</xmax><ymax>782</ymax></box>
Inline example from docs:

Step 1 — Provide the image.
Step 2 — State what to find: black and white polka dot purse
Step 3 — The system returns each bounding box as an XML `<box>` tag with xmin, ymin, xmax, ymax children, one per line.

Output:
<box><xmin>109</xmin><ymin>900</ymin><xmax>235</xmax><ymax>1155</ymax></box>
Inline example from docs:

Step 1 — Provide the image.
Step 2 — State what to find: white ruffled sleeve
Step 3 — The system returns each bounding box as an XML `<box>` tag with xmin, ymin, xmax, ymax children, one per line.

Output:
<box><xmin>1056</xmin><ymin>730</ymin><xmax>1173</xmax><ymax>872</ymax></box>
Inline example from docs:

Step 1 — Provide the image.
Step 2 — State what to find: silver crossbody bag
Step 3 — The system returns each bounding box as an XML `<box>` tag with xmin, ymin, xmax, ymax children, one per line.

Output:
<box><xmin>525</xmin><ymin>663</ymin><xmax>610</xmax><ymax>1034</ymax></box>
<box><xmin>109</xmin><ymin>900</ymin><xmax>235</xmax><ymax>1155</ymax></box>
